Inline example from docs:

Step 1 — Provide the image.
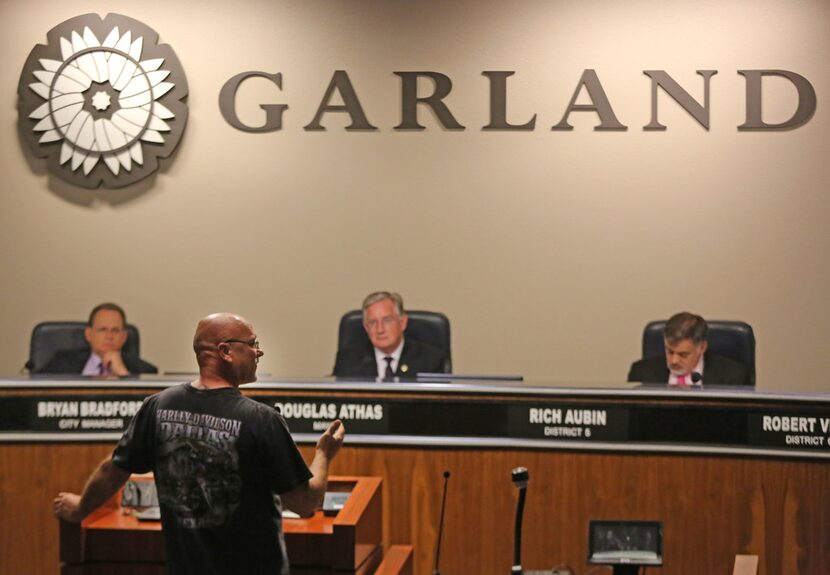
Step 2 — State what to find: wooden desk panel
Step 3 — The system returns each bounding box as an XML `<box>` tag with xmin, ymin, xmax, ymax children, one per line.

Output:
<box><xmin>298</xmin><ymin>445</ymin><xmax>829</xmax><ymax>575</ymax></box>
<box><xmin>1</xmin><ymin>382</ymin><xmax>828</xmax><ymax>575</ymax></box>
<box><xmin>4</xmin><ymin>440</ymin><xmax>829</xmax><ymax>575</ymax></box>
<box><xmin>58</xmin><ymin>476</ymin><xmax>381</xmax><ymax>575</ymax></box>
<box><xmin>375</xmin><ymin>545</ymin><xmax>413</xmax><ymax>575</ymax></box>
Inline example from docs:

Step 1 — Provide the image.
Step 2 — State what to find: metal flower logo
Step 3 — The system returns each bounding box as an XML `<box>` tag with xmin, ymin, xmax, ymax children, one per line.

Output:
<box><xmin>17</xmin><ymin>14</ymin><xmax>188</xmax><ymax>189</ymax></box>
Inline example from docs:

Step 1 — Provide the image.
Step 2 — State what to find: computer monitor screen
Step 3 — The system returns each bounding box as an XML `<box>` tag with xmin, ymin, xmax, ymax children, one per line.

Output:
<box><xmin>587</xmin><ymin>520</ymin><xmax>663</xmax><ymax>566</ymax></box>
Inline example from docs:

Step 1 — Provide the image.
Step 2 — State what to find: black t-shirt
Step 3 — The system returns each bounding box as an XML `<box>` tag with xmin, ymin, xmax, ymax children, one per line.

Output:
<box><xmin>112</xmin><ymin>383</ymin><xmax>312</xmax><ymax>575</ymax></box>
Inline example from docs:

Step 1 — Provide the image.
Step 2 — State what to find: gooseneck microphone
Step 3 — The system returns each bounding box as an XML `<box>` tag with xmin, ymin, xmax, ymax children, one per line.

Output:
<box><xmin>691</xmin><ymin>372</ymin><xmax>702</xmax><ymax>384</ymax></box>
<box><xmin>511</xmin><ymin>467</ymin><xmax>529</xmax><ymax>575</ymax></box>
<box><xmin>433</xmin><ymin>470</ymin><xmax>451</xmax><ymax>575</ymax></box>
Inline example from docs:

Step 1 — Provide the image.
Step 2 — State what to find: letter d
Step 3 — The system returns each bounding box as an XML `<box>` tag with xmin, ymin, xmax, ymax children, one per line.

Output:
<box><xmin>738</xmin><ymin>70</ymin><xmax>816</xmax><ymax>131</ymax></box>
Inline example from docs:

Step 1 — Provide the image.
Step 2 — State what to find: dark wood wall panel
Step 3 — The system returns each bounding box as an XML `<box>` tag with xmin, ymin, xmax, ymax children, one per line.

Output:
<box><xmin>291</xmin><ymin>445</ymin><xmax>829</xmax><ymax>575</ymax></box>
<box><xmin>1</xmin><ymin>443</ymin><xmax>113</xmax><ymax>575</ymax></box>
<box><xmin>1</xmin><ymin>443</ymin><xmax>828</xmax><ymax>575</ymax></box>
<box><xmin>1</xmin><ymin>380</ymin><xmax>828</xmax><ymax>575</ymax></box>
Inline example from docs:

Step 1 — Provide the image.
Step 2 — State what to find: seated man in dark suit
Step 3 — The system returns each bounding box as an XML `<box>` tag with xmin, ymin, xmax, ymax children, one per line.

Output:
<box><xmin>628</xmin><ymin>312</ymin><xmax>749</xmax><ymax>386</ymax></box>
<box><xmin>41</xmin><ymin>302</ymin><xmax>157</xmax><ymax>376</ymax></box>
<box><xmin>333</xmin><ymin>292</ymin><xmax>448</xmax><ymax>380</ymax></box>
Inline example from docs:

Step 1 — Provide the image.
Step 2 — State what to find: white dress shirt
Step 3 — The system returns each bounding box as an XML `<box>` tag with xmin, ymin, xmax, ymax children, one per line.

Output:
<box><xmin>374</xmin><ymin>339</ymin><xmax>404</xmax><ymax>379</ymax></box>
<box><xmin>82</xmin><ymin>353</ymin><xmax>104</xmax><ymax>376</ymax></box>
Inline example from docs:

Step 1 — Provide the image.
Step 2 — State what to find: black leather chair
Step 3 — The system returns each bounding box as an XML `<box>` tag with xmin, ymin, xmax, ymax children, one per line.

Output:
<box><xmin>337</xmin><ymin>309</ymin><xmax>452</xmax><ymax>373</ymax></box>
<box><xmin>26</xmin><ymin>321</ymin><xmax>143</xmax><ymax>374</ymax></box>
<box><xmin>642</xmin><ymin>320</ymin><xmax>756</xmax><ymax>386</ymax></box>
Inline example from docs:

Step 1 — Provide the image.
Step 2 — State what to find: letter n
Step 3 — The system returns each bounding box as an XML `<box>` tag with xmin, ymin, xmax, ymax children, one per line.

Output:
<box><xmin>643</xmin><ymin>70</ymin><xmax>717</xmax><ymax>130</ymax></box>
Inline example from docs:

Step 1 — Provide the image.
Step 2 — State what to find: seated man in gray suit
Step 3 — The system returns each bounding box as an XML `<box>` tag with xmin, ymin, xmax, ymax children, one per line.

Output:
<box><xmin>41</xmin><ymin>302</ymin><xmax>157</xmax><ymax>376</ymax></box>
<box><xmin>627</xmin><ymin>312</ymin><xmax>749</xmax><ymax>386</ymax></box>
<box><xmin>333</xmin><ymin>292</ymin><xmax>448</xmax><ymax>380</ymax></box>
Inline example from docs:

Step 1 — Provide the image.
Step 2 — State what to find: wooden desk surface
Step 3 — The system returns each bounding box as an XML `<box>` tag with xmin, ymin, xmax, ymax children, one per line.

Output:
<box><xmin>84</xmin><ymin>508</ymin><xmax>336</xmax><ymax>534</ymax></box>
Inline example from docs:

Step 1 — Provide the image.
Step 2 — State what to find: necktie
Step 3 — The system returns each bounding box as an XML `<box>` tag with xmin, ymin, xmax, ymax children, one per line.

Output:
<box><xmin>384</xmin><ymin>356</ymin><xmax>395</xmax><ymax>380</ymax></box>
<box><xmin>677</xmin><ymin>374</ymin><xmax>687</xmax><ymax>385</ymax></box>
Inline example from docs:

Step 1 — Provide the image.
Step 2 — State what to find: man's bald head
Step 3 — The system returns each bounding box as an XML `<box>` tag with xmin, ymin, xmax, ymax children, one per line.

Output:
<box><xmin>193</xmin><ymin>313</ymin><xmax>251</xmax><ymax>354</ymax></box>
<box><xmin>193</xmin><ymin>313</ymin><xmax>262</xmax><ymax>385</ymax></box>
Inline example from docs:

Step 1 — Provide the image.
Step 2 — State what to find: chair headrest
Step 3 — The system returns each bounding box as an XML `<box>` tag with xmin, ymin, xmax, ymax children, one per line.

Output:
<box><xmin>337</xmin><ymin>309</ymin><xmax>452</xmax><ymax>366</ymax></box>
<box><xmin>27</xmin><ymin>321</ymin><xmax>141</xmax><ymax>373</ymax></box>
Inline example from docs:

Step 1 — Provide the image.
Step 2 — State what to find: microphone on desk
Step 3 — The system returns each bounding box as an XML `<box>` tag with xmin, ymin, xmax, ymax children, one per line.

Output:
<box><xmin>511</xmin><ymin>467</ymin><xmax>529</xmax><ymax>575</ymax></box>
<box><xmin>433</xmin><ymin>471</ymin><xmax>451</xmax><ymax>575</ymax></box>
<box><xmin>691</xmin><ymin>372</ymin><xmax>702</xmax><ymax>384</ymax></box>
<box><xmin>509</xmin><ymin>469</ymin><xmax>556</xmax><ymax>575</ymax></box>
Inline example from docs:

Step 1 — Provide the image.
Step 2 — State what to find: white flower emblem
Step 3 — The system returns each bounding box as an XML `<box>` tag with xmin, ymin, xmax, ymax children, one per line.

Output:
<box><xmin>18</xmin><ymin>14</ymin><xmax>188</xmax><ymax>189</ymax></box>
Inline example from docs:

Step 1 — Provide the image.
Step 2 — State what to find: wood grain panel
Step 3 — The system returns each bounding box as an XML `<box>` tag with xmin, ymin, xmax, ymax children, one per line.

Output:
<box><xmin>2</xmin><ymin>384</ymin><xmax>828</xmax><ymax>575</ymax></box>
<box><xmin>296</xmin><ymin>445</ymin><xmax>830</xmax><ymax>575</ymax></box>
<box><xmin>1</xmin><ymin>443</ymin><xmax>113</xmax><ymax>575</ymax></box>
<box><xmin>3</xmin><ymin>443</ymin><xmax>829</xmax><ymax>575</ymax></box>
<box><xmin>375</xmin><ymin>545</ymin><xmax>413</xmax><ymax>575</ymax></box>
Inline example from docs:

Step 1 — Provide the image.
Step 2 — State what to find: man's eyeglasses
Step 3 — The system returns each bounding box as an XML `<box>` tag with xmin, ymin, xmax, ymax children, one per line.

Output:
<box><xmin>223</xmin><ymin>339</ymin><xmax>261</xmax><ymax>350</ymax></box>
<box><xmin>91</xmin><ymin>327</ymin><xmax>124</xmax><ymax>335</ymax></box>
<box><xmin>365</xmin><ymin>317</ymin><xmax>399</xmax><ymax>330</ymax></box>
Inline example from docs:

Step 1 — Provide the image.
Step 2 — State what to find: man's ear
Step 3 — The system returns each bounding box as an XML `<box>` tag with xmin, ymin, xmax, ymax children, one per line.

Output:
<box><xmin>700</xmin><ymin>341</ymin><xmax>709</xmax><ymax>354</ymax></box>
<box><xmin>217</xmin><ymin>343</ymin><xmax>233</xmax><ymax>362</ymax></box>
<box><xmin>84</xmin><ymin>326</ymin><xmax>93</xmax><ymax>345</ymax></box>
<box><xmin>400</xmin><ymin>313</ymin><xmax>409</xmax><ymax>332</ymax></box>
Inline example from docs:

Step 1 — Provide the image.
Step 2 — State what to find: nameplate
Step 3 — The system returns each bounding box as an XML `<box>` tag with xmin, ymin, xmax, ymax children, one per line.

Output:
<box><xmin>0</xmin><ymin>391</ymin><xmax>828</xmax><ymax>459</ymax></box>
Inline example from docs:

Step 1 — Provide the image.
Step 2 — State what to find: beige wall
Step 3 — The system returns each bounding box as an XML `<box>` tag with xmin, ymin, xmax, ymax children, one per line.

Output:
<box><xmin>1</xmin><ymin>0</ymin><xmax>828</xmax><ymax>390</ymax></box>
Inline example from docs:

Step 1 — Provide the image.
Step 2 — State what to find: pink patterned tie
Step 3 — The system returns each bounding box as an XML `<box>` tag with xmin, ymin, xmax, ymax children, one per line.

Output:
<box><xmin>677</xmin><ymin>374</ymin><xmax>687</xmax><ymax>385</ymax></box>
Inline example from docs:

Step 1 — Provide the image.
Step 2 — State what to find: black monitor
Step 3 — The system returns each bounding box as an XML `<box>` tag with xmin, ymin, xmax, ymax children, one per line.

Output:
<box><xmin>587</xmin><ymin>520</ymin><xmax>663</xmax><ymax>575</ymax></box>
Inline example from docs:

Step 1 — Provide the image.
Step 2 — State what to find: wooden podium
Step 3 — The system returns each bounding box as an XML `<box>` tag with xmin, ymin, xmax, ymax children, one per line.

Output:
<box><xmin>59</xmin><ymin>476</ymin><xmax>412</xmax><ymax>575</ymax></box>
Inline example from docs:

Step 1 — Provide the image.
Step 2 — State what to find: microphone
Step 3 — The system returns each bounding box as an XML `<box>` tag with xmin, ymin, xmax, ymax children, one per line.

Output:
<box><xmin>433</xmin><ymin>471</ymin><xmax>451</xmax><ymax>575</ymax></box>
<box><xmin>511</xmin><ymin>467</ymin><xmax>529</xmax><ymax>574</ymax></box>
<box><xmin>691</xmin><ymin>372</ymin><xmax>702</xmax><ymax>384</ymax></box>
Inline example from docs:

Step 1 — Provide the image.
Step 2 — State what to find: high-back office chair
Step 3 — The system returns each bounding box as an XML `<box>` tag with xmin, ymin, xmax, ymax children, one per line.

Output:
<box><xmin>337</xmin><ymin>309</ymin><xmax>452</xmax><ymax>373</ymax></box>
<box><xmin>26</xmin><ymin>321</ymin><xmax>143</xmax><ymax>373</ymax></box>
<box><xmin>642</xmin><ymin>320</ymin><xmax>756</xmax><ymax>386</ymax></box>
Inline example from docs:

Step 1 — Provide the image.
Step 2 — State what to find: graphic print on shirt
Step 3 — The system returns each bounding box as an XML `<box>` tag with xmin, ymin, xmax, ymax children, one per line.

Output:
<box><xmin>155</xmin><ymin>409</ymin><xmax>242</xmax><ymax>529</ymax></box>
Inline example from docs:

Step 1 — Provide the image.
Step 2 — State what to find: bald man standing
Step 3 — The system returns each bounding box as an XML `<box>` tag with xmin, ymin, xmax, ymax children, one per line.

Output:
<box><xmin>53</xmin><ymin>313</ymin><xmax>345</xmax><ymax>575</ymax></box>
